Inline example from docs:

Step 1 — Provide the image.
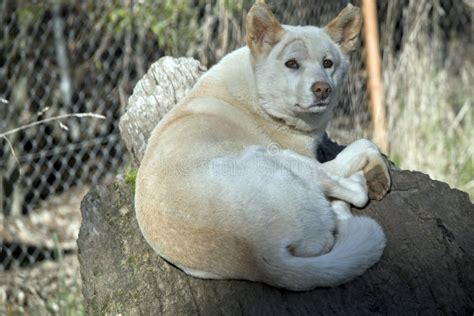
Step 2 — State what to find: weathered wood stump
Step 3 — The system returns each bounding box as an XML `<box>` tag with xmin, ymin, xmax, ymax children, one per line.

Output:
<box><xmin>78</xmin><ymin>170</ymin><xmax>473</xmax><ymax>314</ymax></box>
<box><xmin>78</xmin><ymin>57</ymin><xmax>474</xmax><ymax>314</ymax></box>
<box><xmin>118</xmin><ymin>57</ymin><xmax>206</xmax><ymax>166</ymax></box>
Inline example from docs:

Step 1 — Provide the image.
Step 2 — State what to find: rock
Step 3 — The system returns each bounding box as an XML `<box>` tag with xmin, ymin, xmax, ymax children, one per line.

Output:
<box><xmin>78</xmin><ymin>170</ymin><xmax>474</xmax><ymax>315</ymax></box>
<box><xmin>118</xmin><ymin>57</ymin><xmax>206</xmax><ymax>165</ymax></box>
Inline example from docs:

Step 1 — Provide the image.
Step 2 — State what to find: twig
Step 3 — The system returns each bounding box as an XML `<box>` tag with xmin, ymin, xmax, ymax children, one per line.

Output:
<box><xmin>1</xmin><ymin>135</ymin><xmax>21</xmax><ymax>173</ymax></box>
<box><xmin>1</xmin><ymin>112</ymin><xmax>106</xmax><ymax>179</ymax></box>
<box><xmin>0</xmin><ymin>113</ymin><xmax>106</xmax><ymax>138</ymax></box>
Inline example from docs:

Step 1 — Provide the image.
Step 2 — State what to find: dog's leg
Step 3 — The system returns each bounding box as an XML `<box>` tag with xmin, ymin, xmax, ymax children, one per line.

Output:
<box><xmin>318</xmin><ymin>173</ymin><xmax>368</xmax><ymax>208</ymax></box>
<box><xmin>331</xmin><ymin>200</ymin><xmax>352</xmax><ymax>221</ymax></box>
<box><xmin>330</xmin><ymin>170</ymin><xmax>366</xmax><ymax>221</ymax></box>
<box><xmin>273</xmin><ymin>147</ymin><xmax>369</xmax><ymax>207</ymax></box>
<box><xmin>322</xmin><ymin>139</ymin><xmax>391</xmax><ymax>200</ymax></box>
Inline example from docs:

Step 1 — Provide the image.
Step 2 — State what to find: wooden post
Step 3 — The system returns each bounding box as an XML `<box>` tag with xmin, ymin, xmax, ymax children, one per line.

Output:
<box><xmin>362</xmin><ymin>0</ymin><xmax>388</xmax><ymax>153</ymax></box>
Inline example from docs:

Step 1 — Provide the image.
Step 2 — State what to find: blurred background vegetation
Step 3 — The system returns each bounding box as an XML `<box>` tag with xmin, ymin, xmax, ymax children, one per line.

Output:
<box><xmin>1</xmin><ymin>0</ymin><xmax>472</xmax><ymax>314</ymax></box>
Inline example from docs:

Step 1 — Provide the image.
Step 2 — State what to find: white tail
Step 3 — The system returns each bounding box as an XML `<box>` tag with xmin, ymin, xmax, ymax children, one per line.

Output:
<box><xmin>260</xmin><ymin>216</ymin><xmax>386</xmax><ymax>291</ymax></box>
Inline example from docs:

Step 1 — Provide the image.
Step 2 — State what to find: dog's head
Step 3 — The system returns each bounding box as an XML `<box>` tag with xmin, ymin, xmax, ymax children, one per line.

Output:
<box><xmin>246</xmin><ymin>2</ymin><xmax>361</xmax><ymax>131</ymax></box>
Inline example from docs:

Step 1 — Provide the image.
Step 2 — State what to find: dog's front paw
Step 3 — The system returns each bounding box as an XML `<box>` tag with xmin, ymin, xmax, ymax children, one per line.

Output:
<box><xmin>363</xmin><ymin>155</ymin><xmax>391</xmax><ymax>200</ymax></box>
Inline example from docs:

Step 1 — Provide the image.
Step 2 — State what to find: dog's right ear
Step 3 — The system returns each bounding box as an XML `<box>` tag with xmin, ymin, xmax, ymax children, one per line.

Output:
<box><xmin>246</xmin><ymin>2</ymin><xmax>284</xmax><ymax>60</ymax></box>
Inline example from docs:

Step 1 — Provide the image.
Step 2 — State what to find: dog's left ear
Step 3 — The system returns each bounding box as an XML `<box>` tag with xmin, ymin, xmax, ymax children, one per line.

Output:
<box><xmin>246</xmin><ymin>2</ymin><xmax>285</xmax><ymax>60</ymax></box>
<box><xmin>324</xmin><ymin>4</ymin><xmax>362</xmax><ymax>54</ymax></box>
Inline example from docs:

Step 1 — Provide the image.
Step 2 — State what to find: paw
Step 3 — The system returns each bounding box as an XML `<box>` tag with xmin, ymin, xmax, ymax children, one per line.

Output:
<box><xmin>363</xmin><ymin>155</ymin><xmax>391</xmax><ymax>200</ymax></box>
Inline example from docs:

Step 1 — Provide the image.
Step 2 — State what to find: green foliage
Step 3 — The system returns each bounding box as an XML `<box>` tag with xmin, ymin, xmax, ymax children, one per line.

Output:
<box><xmin>223</xmin><ymin>0</ymin><xmax>244</xmax><ymax>12</ymax></box>
<box><xmin>104</xmin><ymin>0</ymin><xmax>245</xmax><ymax>58</ymax></box>
<box><xmin>17</xmin><ymin>3</ymin><xmax>46</xmax><ymax>27</ymax></box>
<box><xmin>125</xmin><ymin>168</ymin><xmax>138</xmax><ymax>188</ymax></box>
<box><xmin>106</xmin><ymin>0</ymin><xmax>202</xmax><ymax>55</ymax></box>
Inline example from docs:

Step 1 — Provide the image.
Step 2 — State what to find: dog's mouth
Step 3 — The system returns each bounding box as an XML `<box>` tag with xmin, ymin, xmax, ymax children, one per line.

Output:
<box><xmin>294</xmin><ymin>102</ymin><xmax>329</xmax><ymax>113</ymax></box>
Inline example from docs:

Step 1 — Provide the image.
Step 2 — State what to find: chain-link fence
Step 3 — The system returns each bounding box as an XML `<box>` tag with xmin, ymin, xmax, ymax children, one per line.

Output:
<box><xmin>1</xmin><ymin>0</ymin><xmax>472</xmax><ymax>313</ymax></box>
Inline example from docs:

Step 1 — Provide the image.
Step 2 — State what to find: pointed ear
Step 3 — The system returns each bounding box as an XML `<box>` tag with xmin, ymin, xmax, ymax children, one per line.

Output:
<box><xmin>324</xmin><ymin>4</ymin><xmax>362</xmax><ymax>54</ymax></box>
<box><xmin>246</xmin><ymin>2</ymin><xmax>285</xmax><ymax>59</ymax></box>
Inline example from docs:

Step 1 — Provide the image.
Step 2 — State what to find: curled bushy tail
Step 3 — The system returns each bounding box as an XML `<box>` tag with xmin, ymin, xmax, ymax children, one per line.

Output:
<box><xmin>261</xmin><ymin>216</ymin><xmax>386</xmax><ymax>291</ymax></box>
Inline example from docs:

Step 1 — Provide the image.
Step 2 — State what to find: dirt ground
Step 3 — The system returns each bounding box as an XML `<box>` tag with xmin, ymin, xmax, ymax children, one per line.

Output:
<box><xmin>0</xmin><ymin>187</ymin><xmax>87</xmax><ymax>314</ymax></box>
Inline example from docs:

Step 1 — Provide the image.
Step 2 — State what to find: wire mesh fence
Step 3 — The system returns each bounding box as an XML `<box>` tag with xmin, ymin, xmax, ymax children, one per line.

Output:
<box><xmin>1</xmin><ymin>0</ymin><xmax>472</xmax><ymax>312</ymax></box>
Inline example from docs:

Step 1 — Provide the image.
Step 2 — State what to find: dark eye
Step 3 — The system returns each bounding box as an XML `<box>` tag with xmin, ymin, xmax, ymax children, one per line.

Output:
<box><xmin>323</xmin><ymin>59</ymin><xmax>333</xmax><ymax>69</ymax></box>
<box><xmin>285</xmin><ymin>59</ymin><xmax>299</xmax><ymax>70</ymax></box>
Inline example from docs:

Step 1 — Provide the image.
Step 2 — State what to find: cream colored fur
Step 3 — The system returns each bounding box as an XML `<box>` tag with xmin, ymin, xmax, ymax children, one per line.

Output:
<box><xmin>135</xmin><ymin>2</ymin><xmax>391</xmax><ymax>291</ymax></box>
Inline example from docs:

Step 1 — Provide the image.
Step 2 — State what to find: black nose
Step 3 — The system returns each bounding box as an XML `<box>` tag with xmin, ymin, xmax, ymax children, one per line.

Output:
<box><xmin>311</xmin><ymin>81</ymin><xmax>332</xmax><ymax>99</ymax></box>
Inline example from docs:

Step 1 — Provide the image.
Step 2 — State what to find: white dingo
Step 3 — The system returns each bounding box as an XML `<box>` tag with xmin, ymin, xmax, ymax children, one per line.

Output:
<box><xmin>135</xmin><ymin>1</ymin><xmax>391</xmax><ymax>291</ymax></box>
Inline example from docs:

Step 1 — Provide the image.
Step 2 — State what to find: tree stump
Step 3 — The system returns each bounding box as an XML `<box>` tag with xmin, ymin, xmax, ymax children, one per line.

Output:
<box><xmin>118</xmin><ymin>57</ymin><xmax>206</xmax><ymax>166</ymax></box>
<box><xmin>78</xmin><ymin>170</ymin><xmax>473</xmax><ymax>314</ymax></box>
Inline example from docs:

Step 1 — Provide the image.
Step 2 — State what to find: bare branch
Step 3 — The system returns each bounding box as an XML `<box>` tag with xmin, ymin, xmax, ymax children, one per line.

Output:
<box><xmin>0</xmin><ymin>113</ymin><xmax>106</xmax><ymax>138</ymax></box>
<box><xmin>1</xmin><ymin>135</ymin><xmax>22</xmax><ymax>176</ymax></box>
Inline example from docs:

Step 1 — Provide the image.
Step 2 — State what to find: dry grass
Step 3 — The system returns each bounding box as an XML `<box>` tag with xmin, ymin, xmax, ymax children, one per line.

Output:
<box><xmin>382</xmin><ymin>0</ymin><xmax>473</xmax><ymax>198</ymax></box>
<box><xmin>330</xmin><ymin>0</ymin><xmax>473</xmax><ymax>198</ymax></box>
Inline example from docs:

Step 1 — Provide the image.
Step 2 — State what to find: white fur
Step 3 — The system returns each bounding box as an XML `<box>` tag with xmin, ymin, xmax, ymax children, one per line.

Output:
<box><xmin>135</xmin><ymin>4</ymin><xmax>390</xmax><ymax>291</ymax></box>
<box><xmin>260</xmin><ymin>216</ymin><xmax>386</xmax><ymax>290</ymax></box>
